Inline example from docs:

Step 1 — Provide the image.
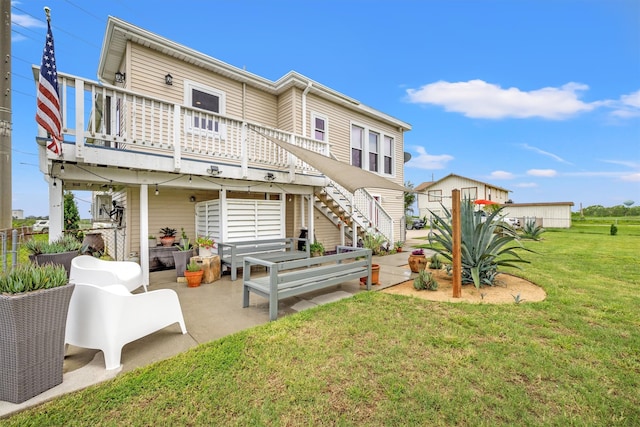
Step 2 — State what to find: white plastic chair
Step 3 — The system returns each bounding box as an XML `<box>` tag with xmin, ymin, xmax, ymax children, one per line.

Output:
<box><xmin>65</xmin><ymin>283</ymin><xmax>187</xmax><ymax>370</ymax></box>
<box><xmin>70</xmin><ymin>255</ymin><xmax>146</xmax><ymax>292</ymax></box>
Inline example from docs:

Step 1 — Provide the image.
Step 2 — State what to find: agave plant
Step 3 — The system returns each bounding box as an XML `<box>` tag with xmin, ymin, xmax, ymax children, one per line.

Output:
<box><xmin>428</xmin><ymin>199</ymin><xmax>532</xmax><ymax>288</ymax></box>
<box><xmin>521</xmin><ymin>218</ymin><xmax>545</xmax><ymax>240</ymax></box>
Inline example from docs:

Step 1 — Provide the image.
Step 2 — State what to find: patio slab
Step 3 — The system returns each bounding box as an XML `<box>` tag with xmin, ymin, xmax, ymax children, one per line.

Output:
<box><xmin>0</xmin><ymin>231</ymin><xmax>431</xmax><ymax>417</ymax></box>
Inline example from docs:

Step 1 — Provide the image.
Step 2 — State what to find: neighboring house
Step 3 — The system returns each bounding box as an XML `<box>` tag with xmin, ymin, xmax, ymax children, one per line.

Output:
<box><xmin>34</xmin><ymin>17</ymin><xmax>411</xmax><ymax>283</ymax></box>
<box><xmin>11</xmin><ymin>210</ymin><xmax>24</xmax><ymax>220</ymax></box>
<box><xmin>415</xmin><ymin>174</ymin><xmax>511</xmax><ymax>219</ymax></box>
<box><xmin>415</xmin><ymin>174</ymin><xmax>573</xmax><ymax>228</ymax></box>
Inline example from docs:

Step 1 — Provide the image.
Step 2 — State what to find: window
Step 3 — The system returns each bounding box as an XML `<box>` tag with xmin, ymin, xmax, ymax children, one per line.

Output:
<box><xmin>461</xmin><ymin>187</ymin><xmax>477</xmax><ymax>200</ymax></box>
<box><xmin>368</xmin><ymin>131</ymin><xmax>379</xmax><ymax>172</ymax></box>
<box><xmin>312</xmin><ymin>113</ymin><xmax>327</xmax><ymax>142</ymax></box>
<box><xmin>350</xmin><ymin>122</ymin><xmax>395</xmax><ymax>174</ymax></box>
<box><xmin>351</xmin><ymin>124</ymin><xmax>364</xmax><ymax>168</ymax></box>
<box><xmin>185</xmin><ymin>81</ymin><xmax>226</xmax><ymax>135</ymax></box>
<box><xmin>428</xmin><ymin>190</ymin><xmax>442</xmax><ymax>202</ymax></box>
<box><xmin>383</xmin><ymin>136</ymin><xmax>393</xmax><ymax>175</ymax></box>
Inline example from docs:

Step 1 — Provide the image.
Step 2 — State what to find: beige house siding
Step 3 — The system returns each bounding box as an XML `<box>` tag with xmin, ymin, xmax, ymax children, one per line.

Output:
<box><xmin>277</xmin><ymin>89</ymin><xmax>296</xmax><ymax>134</ymax></box>
<box><xmin>128</xmin><ymin>45</ymin><xmax>277</xmax><ymax>126</ymax></box>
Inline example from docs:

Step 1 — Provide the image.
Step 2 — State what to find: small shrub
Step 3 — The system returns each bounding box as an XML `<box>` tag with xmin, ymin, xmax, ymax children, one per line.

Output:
<box><xmin>428</xmin><ymin>253</ymin><xmax>442</xmax><ymax>269</ymax></box>
<box><xmin>23</xmin><ymin>235</ymin><xmax>82</xmax><ymax>255</ymax></box>
<box><xmin>521</xmin><ymin>219</ymin><xmax>545</xmax><ymax>240</ymax></box>
<box><xmin>413</xmin><ymin>269</ymin><xmax>438</xmax><ymax>291</ymax></box>
<box><xmin>610</xmin><ymin>224</ymin><xmax>618</xmax><ymax>236</ymax></box>
<box><xmin>186</xmin><ymin>261</ymin><xmax>202</xmax><ymax>272</ymax></box>
<box><xmin>0</xmin><ymin>263</ymin><xmax>68</xmax><ymax>293</ymax></box>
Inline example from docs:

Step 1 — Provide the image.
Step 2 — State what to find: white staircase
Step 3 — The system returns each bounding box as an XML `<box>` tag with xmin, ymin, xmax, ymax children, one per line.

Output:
<box><xmin>314</xmin><ymin>180</ymin><xmax>393</xmax><ymax>246</ymax></box>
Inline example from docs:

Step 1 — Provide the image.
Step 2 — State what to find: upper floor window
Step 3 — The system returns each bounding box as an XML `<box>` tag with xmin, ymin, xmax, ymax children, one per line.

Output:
<box><xmin>312</xmin><ymin>113</ymin><xmax>327</xmax><ymax>142</ymax></box>
<box><xmin>185</xmin><ymin>81</ymin><xmax>226</xmax><ymax>135</ymax></box>
<box><xmin>369</xmin><ymin>131</ymin><xmax>379</xmax><ymax>172</ymax></box>
<box><xmin>383</xmin><ymin>136</ymin><xmax>393</xmax><ymax>175</ymax></box>
<box><xmin>428</xmin><ymin>190</ymin><xmax>442</xmax><ymax>202</ymax></box>
<box><xmin>350</xmin><ymin>122</ymin><xmax>396</xmax><ymax>176</ymax></box>
<box><xmin>351</xmin><ymin>124</ymin><xmax>364</xmax><ymax>168</ymax></box>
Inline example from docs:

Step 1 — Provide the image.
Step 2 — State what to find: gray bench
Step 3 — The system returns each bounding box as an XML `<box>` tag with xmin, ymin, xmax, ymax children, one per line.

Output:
<box><xmin>218</xmin><ymin>238</ymin><xmax>310</xmax><ymax>281</ymax></box>
<box><xmin>242</xmin><ymin>246</ymin><xmax>373</xmax><ymax>321</ymax></box>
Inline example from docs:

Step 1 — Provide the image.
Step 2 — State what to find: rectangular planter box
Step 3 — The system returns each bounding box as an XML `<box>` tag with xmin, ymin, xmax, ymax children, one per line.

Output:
<box><xmin>0</xmin><ymin>283</ymin><xmax>75</xmax><ymax>404</ymax></box>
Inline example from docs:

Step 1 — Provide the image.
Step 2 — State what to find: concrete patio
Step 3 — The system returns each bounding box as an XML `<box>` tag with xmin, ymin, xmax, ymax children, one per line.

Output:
<box><xmin>0</xmin><ymin>231</ymin><xmax>431</xmax><ymax>418</ymax></box>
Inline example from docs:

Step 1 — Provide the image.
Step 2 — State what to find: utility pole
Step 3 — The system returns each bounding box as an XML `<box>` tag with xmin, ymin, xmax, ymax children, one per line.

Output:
<box><xmin>0</xmin><ymin>0</ymin><xmax>12</xmax><ymax>229</ymax></box>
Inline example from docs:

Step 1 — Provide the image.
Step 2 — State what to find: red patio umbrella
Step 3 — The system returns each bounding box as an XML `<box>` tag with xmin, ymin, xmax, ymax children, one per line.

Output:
<box><xmin>474</xmin><ymin>199</ymin><xmax>498</xmax><ymax>205</ymax></box>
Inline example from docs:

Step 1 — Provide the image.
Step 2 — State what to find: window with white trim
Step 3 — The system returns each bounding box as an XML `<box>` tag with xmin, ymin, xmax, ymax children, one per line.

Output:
<box><xmin>350</xmin><ymin>122</ymin><xmax>396</xmax><ymax>176</ymax></box>
<box><xmin>351</xmin><ymin>124</ymin><xmax>364</xmax><ymax>168</ymax></box>
<box><xmin>369</xmin><ymin>131</ymin><xmax>379</xmax><ymax>172</ymax></box>
<box><xmin>383</xmin><ymin>135</ymin><xmax>393</xmax><ymax>175</ymax></box>
<box><xmin>184</xmin><ymin>81</ymin><xmax>226</xmax><ymax>136</ymax></box>
<box><xmin>311</xmin><ymin>113</ymin><xmax>327</xmax><ymax>142</ymax></box>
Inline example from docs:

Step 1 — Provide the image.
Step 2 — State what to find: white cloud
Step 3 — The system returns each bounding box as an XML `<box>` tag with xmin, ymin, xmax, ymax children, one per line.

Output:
<box><xmin>601</xmin><ymin>159</ymin><xmax>640</xmax><ymax>169</ymax></box>
<box><xmin>527</xmin><ymin>169</ymin><xmax>557</xmax><ymax>177</ymax></box>
<box><xmin>610</xmin><ymin>90</ymin><xmax>640</xmax><ymax>118</ymax></box>
<box><xmin>520</xmin><ymin>143</ymin><xmax>572</xmax><ymax>164</ymax></box>
<box><xmin>406</xmin><ymin>80</ymin><xmax>595</xmax><ymax>120</ymax></box>
<box><xmin>406</xmin><ymin>146</ymin><xmax>453</xmax><ymax>170</ymax></box>
<box><xmin>489</xmin><ymin>170</ymin><xmax>514</xmax><ymax>180</ymax></box>
<box><xmin>621</xmin><ymin>173</ymin><xmax>640</xmax><ymax>182</ymax></box>
<box><xmin>11</xmin><ymin>13</ymin><xmax>46</xmax><ymax>29</ymax></box>
<box><xmin>514</xmin><ymin>182</ymin><xmax>538</xmax><ymax>188</ymax></box>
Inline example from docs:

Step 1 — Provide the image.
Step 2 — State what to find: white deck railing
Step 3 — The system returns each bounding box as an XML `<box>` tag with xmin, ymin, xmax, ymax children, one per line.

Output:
<box><xmin>46</xmin><ymin>70</ymin><xmax>329</xmax><ymax>175</ymax></box>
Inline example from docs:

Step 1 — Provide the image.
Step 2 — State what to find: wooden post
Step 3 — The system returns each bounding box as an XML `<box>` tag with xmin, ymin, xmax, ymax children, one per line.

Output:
<box><xmin>452</xmin><ymin>189</ymin><xmax>462</xmax><ymax>298</ymax></box>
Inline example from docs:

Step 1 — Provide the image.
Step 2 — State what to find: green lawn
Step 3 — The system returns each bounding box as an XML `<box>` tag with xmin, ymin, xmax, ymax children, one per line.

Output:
<box><xmin>3</xmin><ymin>229</ymin><xmax>640</xmax><ymax>426</ymax></box>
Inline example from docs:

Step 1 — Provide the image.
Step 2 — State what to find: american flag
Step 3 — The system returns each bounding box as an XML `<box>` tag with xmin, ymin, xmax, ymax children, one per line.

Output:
<box><xmin>35</xmin><ymin>19</ymin><xmax>62</xmax><ymax>155</ymax></box>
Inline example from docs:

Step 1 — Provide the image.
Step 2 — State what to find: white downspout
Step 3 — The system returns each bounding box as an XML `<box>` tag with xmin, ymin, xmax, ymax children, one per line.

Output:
<box><xmin>301</xmin><ymin>82</ymin><xmax>312</xmax><ymax>137</ymax></box>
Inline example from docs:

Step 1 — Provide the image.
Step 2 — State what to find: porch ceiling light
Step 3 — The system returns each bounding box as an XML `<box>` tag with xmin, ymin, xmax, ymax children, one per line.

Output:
<box><xmin>115</xmin><ymin>71</ymin><xmax>125</xmax><ymax>83</ymax></box>
<box><xmin>207</xmin><ymin>165</ymin><xmax>222</xmax><ymax>176</ymax></box>
<box><xmin>265</xmin><ymin>172</ymin><xmax>275</xmax><ymax>181</ymax></box>
<box><xmin>165</xmin><ymin>73</ymin><xmax>173</xmax><ymax>85</ymax></box>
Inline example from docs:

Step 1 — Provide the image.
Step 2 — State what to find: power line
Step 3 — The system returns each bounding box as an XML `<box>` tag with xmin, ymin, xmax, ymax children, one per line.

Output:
<box><xmin>61</xmin><ymin>0</ymin><xmax>103</xmax><ymax>22</ymax></box>
<box><xmin>11</xmin><ymin>4</ymin><xmax>101</xmax><ymax>49</ymax></box>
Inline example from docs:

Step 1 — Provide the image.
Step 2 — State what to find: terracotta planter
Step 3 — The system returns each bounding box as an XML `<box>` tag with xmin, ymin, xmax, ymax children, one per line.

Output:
<box><xmin>160</xmin><ymin>236</ymin><xmax>175</xmax><ymax>247</ymax></box>
<box><xmin>408</xmin><ymin>254</ymin><xmax>427</xmax><ymax>273</ymax></box>
<box><xmin>360</xmin><ymin>263</ymin><xmax>380</xmax><ymax>285</ymax></box>
<box><xmin>184</xmin><ymin>270</ymin><xmax>203</xmax><ymax>287</ymax></box>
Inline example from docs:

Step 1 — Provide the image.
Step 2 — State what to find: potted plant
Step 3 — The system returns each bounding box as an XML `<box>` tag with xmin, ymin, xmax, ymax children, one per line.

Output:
<box><xmin>159</xmin><ymin>227</ymin><xmax>177</xmax><ymax>247</ymax></box>
<box><xmin>408</xmin><ymin>248</ymin><xmax>427</xmax><ymax>273</ymax></box>
<box><xmin>394</xmin><ymin>241</ymin><xmax>404</xmax><ymax>253</ymax></box>
<box><xmin>310</xmin><ymin>241</ymin><xmax>325</xmax><ymax>257</ymax></box>
<box><xmin>0</xmin><ymin>263</ymin><xmax>75</xmax><ymax>403</ymax></box>
<box><xmin>184</xmin><ymin>260</ymin><xmax>203</xmax><ymax>287</ymax></box>
<box><xmin>195</xmin><ymin>235</ymin><xmax>215</xmax><ymax>257</ymax></box>
<box><xmin>360</xmin><ymin>263</ymin><xmax>380</xmax><ymax>286</ymax></box>
<box><xmin>24</xmin><ymin>234</ymin><xmax>82</xmax><ymax>277</ymax></box>
<box><xmin>180</xmin><ymin>228</ymin><xmax>189</xmax><ymax>248</ymax></box>
<box><xmin>172</xmin><ymin>238</ymin><xmax>194</xmax><ymax>280</ymax></box>
<box><xmin>148</xmin><ymin>235</ymin><xmax>158</xmax><ymax>247</ymax></box>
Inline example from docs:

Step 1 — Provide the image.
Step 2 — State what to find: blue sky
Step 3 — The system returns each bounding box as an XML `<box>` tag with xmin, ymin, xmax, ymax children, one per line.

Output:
<box><xmin>9</xmin><ymin>0</ymin><xmax>640</xmax><ymax>217</ymax></box>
